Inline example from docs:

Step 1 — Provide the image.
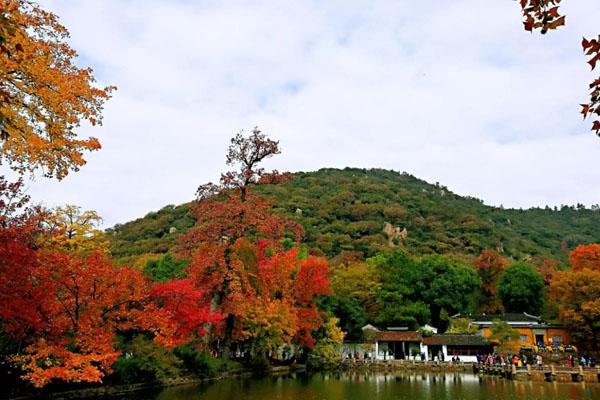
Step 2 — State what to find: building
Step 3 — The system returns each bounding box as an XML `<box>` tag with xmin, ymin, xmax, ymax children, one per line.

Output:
<box><xmin>466</xmin><ymin>313</ymin><xmax>571</xmax><ymax>347</ymax></box>
<box><xmin>370</xmin><ymin>313</ymin><xmax>572</xmax><ymax>362</ymax></box>
<box><xmin>374</xmin><ymin>329</ymin><xmax>423</xmax><ymax>360</ymax></box>
<box><xmin>423</xmin><ymin>334</ymin><xmax>493</xmax><ymax>362</ymax></box>
<box><xmin>373</xmin><ymin>329</ymin><xmax>492</xmax><ymax>362</ymax></box>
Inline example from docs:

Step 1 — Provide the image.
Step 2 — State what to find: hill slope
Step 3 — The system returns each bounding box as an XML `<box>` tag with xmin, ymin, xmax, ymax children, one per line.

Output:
<box><xmin>108</xmin><ymin>168</ymin><xmax>600</xmax><ymax>263</ymax></box>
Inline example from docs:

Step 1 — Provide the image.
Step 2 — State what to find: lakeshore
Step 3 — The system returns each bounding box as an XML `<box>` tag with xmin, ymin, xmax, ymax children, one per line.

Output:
<box><xmin>342</xmin><ymin>359</ymin><xmax>600</xmax><ymax>383</ymax></box>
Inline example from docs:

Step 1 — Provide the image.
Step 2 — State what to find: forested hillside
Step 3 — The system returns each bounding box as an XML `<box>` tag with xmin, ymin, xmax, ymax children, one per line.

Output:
<box><xmin>108</xmin><ymin>168</ymin><xmax>600</xmax><ymax>264</ymax></box>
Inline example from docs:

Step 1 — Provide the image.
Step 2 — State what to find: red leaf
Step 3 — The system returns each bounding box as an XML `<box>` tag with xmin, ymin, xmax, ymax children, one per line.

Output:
<box><xmin>547</xmin><ymin>15</ymin><xmax>566</xmax><ymax>30</ymax></box>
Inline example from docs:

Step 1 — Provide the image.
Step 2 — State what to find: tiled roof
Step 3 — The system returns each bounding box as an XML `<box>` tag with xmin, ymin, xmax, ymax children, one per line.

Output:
<box><xmin>375</xmin><ymin>331</ymin><xmax>422</xmax><ymax>342</ymax></box>
<box><xmin>423</xmin><ymin>334</ymin><xmax>491</xmax><ymax>346</ymax></box>
<box><xmin>463</xmin><ymin>313</ymin><xmax>541</xmax><ymax>323</ymax></box>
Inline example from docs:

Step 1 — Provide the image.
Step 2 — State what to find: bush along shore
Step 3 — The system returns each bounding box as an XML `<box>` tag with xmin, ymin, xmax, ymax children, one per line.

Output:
<box><xmin>3</xmin><ymin>362</ymin><xmax>307</xmax><ymax>400</ymax></box>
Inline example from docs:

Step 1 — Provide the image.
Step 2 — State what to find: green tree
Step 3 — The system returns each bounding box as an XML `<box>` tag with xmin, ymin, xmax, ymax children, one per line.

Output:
<box><xmin>143</xmin><ymin>253</ymin><xmax>189</xmax><ymax>283</ymax></box>
<box><xmin>372</xmin><ymin>252</ymin><xmax>430</xmax><ymax>329</ymax></box>
<box><xmin>413</xmin><ymin>255</ymin><xmax>481</xmax><ymax>331</ymax></box>
<box><xmin>328</xmin><ymin>296</ymin><xmax>367</xmax><ymax>342</ymax></box>
<box><xmin>372</xmin><ymin>252</ymin><xmax>479</xmax><ymax>331</ymax></box>
<box><xmin>497</xmin><ymin>262</ymin><xmax>545</xmax><ymax>315</ymax></box>
<box><xmin>112</xmin><ymin>336</ymin><xmax>181</xmax><ymax>384</ymax></box>
<box><xmin>489</xmin><ymin>319</ymin><xmax>519</xmax><ymax>351</ymax></box>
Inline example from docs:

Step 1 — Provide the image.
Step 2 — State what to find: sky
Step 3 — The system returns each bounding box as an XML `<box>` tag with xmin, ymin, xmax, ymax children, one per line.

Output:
<box><xmin>17</xmin><ymin>0</ymin><xmax>600</xmax><ymax>228</ymax></box>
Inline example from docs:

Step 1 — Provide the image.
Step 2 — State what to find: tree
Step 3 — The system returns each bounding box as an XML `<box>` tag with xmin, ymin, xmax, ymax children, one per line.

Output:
<box><xmin>179</xmin><ymin>128</ymin><xmax>327</xmax><ymax>359</ymax></box>
<box><xmin>414</xmin><ymin>255</ymin><xmax>481</xmax><ymax>331</ymax></box>
<box><xmin>42</xmin><ymin>204</ymin><xmax>108</xmax><ymax>252</ymax></box>
<box><xmin>497</xmin><ymin>262</ymin><xmax>545</xmax><ymax>315</ymax></box>
<box><xmin>446</xmin><ymin>317</ymin><xmax>478</xmax><ymax>334</ymax></box>
<box><xmin>327</xmin><ymin>296</ymin><xmax>366</xmax><ymax>342</ymax></box>
<box><xmin>517</xmin><ymin>1</ymin><xmax>600</xmax><ymax>135</ymax></box>
<box><xmin>550</xmin><ymin>268</ymin><xmax>600</xmax><ymax>350</ymax></box>
<box><xmin>489</xmin><ymin>319</ymin><xmax>519</xmax><ymax>351</ymax></box>
<box><xmin>0</xmin><ymin>0</ymin><xmax>115</xmax><ymax>179</ymax></box>
<box><xmin>150</xmin><ymin>277</ymin><xmax>222</xmax><ymax>345</ymax></box>
<box><xmin>143</xmin><ymin>253</ymin><xmax>190</xmax><ymax>283</ymax></box>
<box><xmin>473</xmin><ymin>249</ymin><xmax>507</xmax><ymax>312</ymax></box>
<box><xmin>3</xmin><ymin>251</ymin><xmax>176</xmax><ymax>387</ymax></box>
<box><xmin>306</xmin><ymin>317</ymin><xmax>345</xmax><ymax>370</ymax></box>
<box><xmin>372</xmin><ymin>252</ymin><xmax>480</xmax><ymax>331</ymax></box>
<box><xmin>532</xmin><ymin>255</ymin><xmax>560</xmax><ymax>286</ymax></box>
<box><xmin>568</xmin><ymin>243</ymin><xmax>600</xmax><ymax>271</ymax></box>
<box><xmin>329</xmin><ymin>261</ymin><xmax>379</xmax><ymax>321</ymax></box>
<box><xmin>372</xmin><ymin>251</ymin><xmax>430</xmax><ymax>329</ymax></box>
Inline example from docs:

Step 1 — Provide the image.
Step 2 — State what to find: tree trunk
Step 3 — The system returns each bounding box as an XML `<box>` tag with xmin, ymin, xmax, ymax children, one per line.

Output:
<box><xmin>221</xmin><ymin>314</ymin><xmax>235</xmax><ymax>360</ymax></box>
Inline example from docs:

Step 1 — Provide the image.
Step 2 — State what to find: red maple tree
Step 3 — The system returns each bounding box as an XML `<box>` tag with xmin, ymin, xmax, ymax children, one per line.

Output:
<box><xmin>179</xmin><ymin>128</ymin><xmax>331</xmax><ymax>358</ymax></box>
<box><xmin>569</xmin><ymin>243</ymin><xmax>600</xmax><ymax>271</ymax></box>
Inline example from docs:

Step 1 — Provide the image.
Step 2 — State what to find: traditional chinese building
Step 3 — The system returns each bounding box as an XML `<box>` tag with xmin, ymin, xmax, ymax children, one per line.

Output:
<box><xmin>423</xmin><ymin>334</ymin><xmax>493</xmax><ymax>362</ymax></box>
<box><xmin>466</xmin><ymin>313</ymin><xmax>571</xmax><ymax>347</ymax></box>
<box><xmin>374</xmin><ymin>329</ymin><xmax>423</xmax><ymax>360</ymax></box>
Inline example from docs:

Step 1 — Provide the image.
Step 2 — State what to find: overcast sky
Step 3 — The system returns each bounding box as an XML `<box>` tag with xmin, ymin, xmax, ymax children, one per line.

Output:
<box><xmin>18</xmin><ymin>0</ymin><xmax>600</xmax><ymax>228</ymax></box>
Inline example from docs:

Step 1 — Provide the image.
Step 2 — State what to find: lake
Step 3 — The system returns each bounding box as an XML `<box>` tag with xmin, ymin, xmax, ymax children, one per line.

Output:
<box><xmin>121</xmin><ymin>372</ymin><xmax>600</xmax><ymax>400</ymax></box>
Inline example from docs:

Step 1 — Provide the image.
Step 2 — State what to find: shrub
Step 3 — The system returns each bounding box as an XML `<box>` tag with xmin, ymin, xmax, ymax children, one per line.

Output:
<box><xmin>174</xmin><ymin>344</ymin><xmax>219</xmax><ymax>378</ymax></box>
<box><xmin>112</xmin><ymin>336</ymin><xmax>181</xmax><ymax>384</ymax></box>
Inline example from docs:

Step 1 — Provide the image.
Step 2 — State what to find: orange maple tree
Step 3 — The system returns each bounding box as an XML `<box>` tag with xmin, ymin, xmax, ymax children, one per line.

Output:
<box><xmin>518</xmin><ymin>0</ymin><xmax>600</xmax><ymax>135</ymax></box>
<box><xmin>568</xmin><ymin>243</ymin><xmax>600</xmax><ymax>271</ymax></box>
<box><xmin>550</xmin><ymin>268</ymin><xmax>600</xmax><ymax>350</ymax></box>
<box><xmin>0</xmin><ymin>0</ymin><xmax>115</xmax><ymax>179</ymax></box>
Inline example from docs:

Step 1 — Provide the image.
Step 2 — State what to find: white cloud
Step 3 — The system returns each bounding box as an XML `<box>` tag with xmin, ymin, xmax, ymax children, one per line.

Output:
<box><xmin>14</xmin><ymin>0</ymin><xmax>600</xmax><ymax>227</ymax></box>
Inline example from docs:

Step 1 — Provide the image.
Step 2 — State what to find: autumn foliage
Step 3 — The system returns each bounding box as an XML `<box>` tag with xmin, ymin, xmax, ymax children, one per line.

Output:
<box><xmin>150</xmin><ymin>278</ymin><xmax>222</xmax><ymax>344</ymax></box>
<box><xmin>0</xmin><ymin>178</ymin><xmax>218</xmax><ymax>387</ymax></box>
<box><xmin>0</xmin><ymin>0</ymin><xmax>115</xmax><ymax>179</ymax></box>
<box><xmin>551</xmin><ymin>268</ymin><xmax>600</xmax><ymax>350</ymax></box>
<box><xmin>520</xmin><ymin>0</ymin><xmax>565</xmax><ymax>34</ymax></box>
<box><xmin>581</xmin><ymin>36</ymin><xmax>600</xmax><ymax>135</ymax></box>
<box><xmin>180</xmin><ymin>128</ymin><xmax>330</xmax><ymax>358</ymax></box>
<box><xmin>518</xmin><ymin>0</ymin><xmax>600</xmax><ymax>136</ymax></box>
<box><xmin>0</xmin><ymin>128</ymin><xmax>333</xmax><ymax>388</ymax></box>
<box><xmin>473</xmin><ymin>249</ymin><xmax>507</xmax><ymax>313</ymax></box>
<box><xmin>568</xmin><ymin>243</ymin><xmax>600</xmax><ymax>271</ymax></box>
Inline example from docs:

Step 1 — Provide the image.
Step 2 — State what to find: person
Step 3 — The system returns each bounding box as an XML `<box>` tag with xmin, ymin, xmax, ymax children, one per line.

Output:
<box><xmin>580</xmin><ymin>355</ymin><xmax>587</xmax><ymax>368</ymax></box>
<box><xmin>567</xmin><ymin>354</ymin><xmax>574</xmax><ymax>368</ymax></box>
<box><xmin>589</xmin><ymin>357</ymin><xmax>596</xmax><ymax>368</ymax></box>
<box><xmin>420</xmin><ymin>352</ymin><xmax>426</xmax><ymax>362</ymax></box>
<box><xmin>536</xmin><ymin>354</ymin><xmax>543</xmax><ymax>370</ymax></box>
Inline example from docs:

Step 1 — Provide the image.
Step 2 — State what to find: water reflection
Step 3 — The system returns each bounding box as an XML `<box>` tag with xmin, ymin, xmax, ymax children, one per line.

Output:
<box><xmin>122</xmin><ymin>372</ymin><xmax>600</xmax><ymax>400</ymax></box>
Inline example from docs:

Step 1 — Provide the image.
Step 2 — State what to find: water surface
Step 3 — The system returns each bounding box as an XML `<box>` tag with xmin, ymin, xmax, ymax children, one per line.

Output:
<box><xmin>124</xmin><ymin>372</ymin><xmax>600</xmax><ymax>400</ymax></box>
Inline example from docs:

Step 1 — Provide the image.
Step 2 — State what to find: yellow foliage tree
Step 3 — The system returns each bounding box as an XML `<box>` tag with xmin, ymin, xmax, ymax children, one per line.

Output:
<box><xmin>330</xmin><ymin>261</ymin><xmax>380</xmax><ymax>320</ymax></box>
<box><xmin>0</xmin><ymin>0</ymin><xmax>115</xmax><ymax>179</ymax></box>
<box><xmin>307</xmin><ymin>317</ymin><xmax>345</xmax><ymax>370</ymax></box>
<box><xmin>43</xmin><ymin>205</ymin><xmax>108</xmax><ymax>252</ymax></box>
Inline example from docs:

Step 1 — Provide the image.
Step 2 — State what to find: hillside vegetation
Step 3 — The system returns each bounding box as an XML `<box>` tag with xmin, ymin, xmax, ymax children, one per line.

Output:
<box><xmin>108</xmin><ymin>168</ymin><xmax>600</xmax><ymax>263</ymax></box>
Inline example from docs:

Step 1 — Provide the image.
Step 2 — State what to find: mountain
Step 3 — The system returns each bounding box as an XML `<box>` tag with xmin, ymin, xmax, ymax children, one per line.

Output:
<box><xmin>107</xmin><ymin>168</ymin><xmax>600</xmax><ymax>264</ymax></box>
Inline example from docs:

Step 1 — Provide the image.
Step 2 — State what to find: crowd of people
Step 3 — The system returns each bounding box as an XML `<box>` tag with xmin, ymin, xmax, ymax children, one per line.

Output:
<box><xmin>477</xmin><ymin>352</ymin><xmax>597</xmax><ymax>369</ymax></box>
